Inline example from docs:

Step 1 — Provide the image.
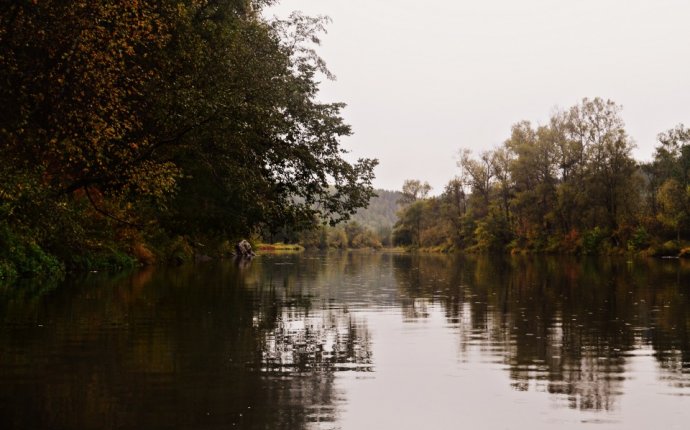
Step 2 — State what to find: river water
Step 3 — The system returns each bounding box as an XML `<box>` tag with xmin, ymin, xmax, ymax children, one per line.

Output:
<box><xmin>1</xmin><ymin>252</ymin><xmax>689</xmax><ymax>429</ymax></box>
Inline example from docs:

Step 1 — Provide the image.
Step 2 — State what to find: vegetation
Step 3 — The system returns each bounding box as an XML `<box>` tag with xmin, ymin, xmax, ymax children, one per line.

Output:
<box><xmin>254</xmin><ymin>242</ymin><xmax>302</xmax><ymax>252</ymax></box>
<box><xmin>348</xmin><ymin>189</ymin><xmax>401</xmax><ymax>235</ymax></box>
<box><xmin>0</xmin><ymin>1</ymin><xmax>376</xmax><ymax>281</ymax></box>
<box><xmin>257</xmin><ymin>189</ymin><xmax>401</xmax><ymax>249</ymax></box>
<box><xmin>393</xmin><ymin>98</ymin><xmax>690</xmax><ymax>255</ymax></box>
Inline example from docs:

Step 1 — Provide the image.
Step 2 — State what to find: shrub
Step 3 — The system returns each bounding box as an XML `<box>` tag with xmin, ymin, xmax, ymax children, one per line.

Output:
<box><xmin>627</xmin><ymin>227</ymin><xmax>650</xmax><ymax>252</ymax></box>
<box><xmin>561</xmin><ymin>229</ymin><xmax>582</xmax><ymax>254</ymax></box>
<box><xmin>67</xmin><ymin>248</ymin><xmax>137</xmax><ymax>272</ymax></box>
<box><xmin>661</xmin><ymin>240</ymin><xmax>680</xmax><ymax>256</ymax></box>
<box><xmin>0</xmin><ymin>222</ymin><xmax>63</xmax><ymax>279</ymax></box>
<box><xmin>582</xmin><ymin>227</ymin><xmax>607</xmax><ymax>255</ymax></box>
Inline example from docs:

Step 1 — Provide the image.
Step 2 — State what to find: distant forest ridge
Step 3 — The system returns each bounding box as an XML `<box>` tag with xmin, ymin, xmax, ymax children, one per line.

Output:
<box><xmin>350</xmin><ymin>189</ymin><xmax>402</xmax><ymax>231</ymax></box>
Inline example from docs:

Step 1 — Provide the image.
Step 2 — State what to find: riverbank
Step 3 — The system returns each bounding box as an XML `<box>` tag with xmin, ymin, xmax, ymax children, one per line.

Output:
<box><xmin>406</xmin><ymin>241</ymin><xmax>690</xmax><ymax>258</ymax></box>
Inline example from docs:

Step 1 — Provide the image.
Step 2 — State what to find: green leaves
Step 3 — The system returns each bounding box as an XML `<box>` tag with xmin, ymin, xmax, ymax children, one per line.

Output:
<box><xmin>394</xmin><ymin>98</ymin><xmax>645</xmax><ymax>253</ymax></box>
<box><xmin>0</xmin><ymin>1</ymin><xmax>377</xmax><ymax>275</ymax></box>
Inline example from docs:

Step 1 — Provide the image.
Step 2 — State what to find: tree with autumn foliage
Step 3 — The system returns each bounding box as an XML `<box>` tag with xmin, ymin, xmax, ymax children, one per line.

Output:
<box><xmin>0</xmin><ymin>1</ymin><xmax>377</xmax><ymax>279</ymax></box>
<box><xmin>393</xmin><ymin>98</ymin><xmax>690</xmax><ymax>256</ymax></box>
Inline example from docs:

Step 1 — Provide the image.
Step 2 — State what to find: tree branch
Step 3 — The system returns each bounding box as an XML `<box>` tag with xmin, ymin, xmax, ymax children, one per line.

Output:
<box><xmin>84</xmin><ymin>187</ymin><xmax>142</xmax><ymax>228</ymax></box>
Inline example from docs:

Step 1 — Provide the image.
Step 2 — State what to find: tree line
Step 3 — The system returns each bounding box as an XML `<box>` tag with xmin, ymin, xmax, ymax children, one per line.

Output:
<box><xmin>393</xmin><ymin>98</ymin><xmax>690</xmax><ymax>255</ymax></box>
<box><xmin>0</xmin><ymin>1</ymin><xmax>376</xmax><ymax>280</ymax></box>
<box><xmin>263</xmin><ymin>189</ymin><xmax>401</xmax><ymax>249</ymax></box>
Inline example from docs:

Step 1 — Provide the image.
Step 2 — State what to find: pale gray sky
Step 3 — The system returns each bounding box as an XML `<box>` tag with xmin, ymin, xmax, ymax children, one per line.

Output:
<box><xmin>267</xmin><ymin>0</ymin><xmax>690</xmax><ymax>192</ymax></box>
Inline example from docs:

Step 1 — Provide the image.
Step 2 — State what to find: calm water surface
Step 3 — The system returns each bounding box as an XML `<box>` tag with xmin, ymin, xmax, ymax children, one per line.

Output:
<box><xmin>1</xmin><ymin>253</ymin><xmax>690</xmax><ymax>429</ymax></box>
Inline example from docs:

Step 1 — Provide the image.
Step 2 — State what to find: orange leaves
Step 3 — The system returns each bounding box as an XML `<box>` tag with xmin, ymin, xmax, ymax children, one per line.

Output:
<box><xmin>0</xmin><ymin>1</ymin><xmax>176</xmax><ymax>200</ymax></box>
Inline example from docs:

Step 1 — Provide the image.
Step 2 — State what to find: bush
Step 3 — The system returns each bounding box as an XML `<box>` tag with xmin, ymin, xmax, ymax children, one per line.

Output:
<box><xmin>161</xmin><ymin>235</ymin><xmax>194</xmax><ymax>265</ymax></box>
<box><xmin>0</xmin><ymin>222</ymin><xmax>63</xmax><ymax>280</ymax></box>
<box><xmin>627</xmin><ymin>227</ymin><xmax>650</xmax><ymax>252</ymax></box>
<box><xmin>67</xmin><ymin>247</ymin><xmax>137</xmax><ymax>272</ymax></box>
<box><xmin>561</xmin><ymin>229</ymin><xmax>582</xmax><ymax>254</ymax></box>
<box><xmin>473</xmin><ymin>210</ymin><xmax>512</xmax><ymax>252</ymax></box>
<box><xmin>661</xmin><ymin>240</ymin><xmax>681</xmax><ymax>256</ymax></box>
<box><xmin>582</xmin><ymin>227</ymin><xmax>608</xmax><ymax>255</ymax></box>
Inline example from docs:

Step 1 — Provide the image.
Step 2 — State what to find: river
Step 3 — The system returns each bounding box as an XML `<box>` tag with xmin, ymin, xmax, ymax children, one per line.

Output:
<box><xmin>1</xmin><ymin>252</ymin><xmax>689</xmax><ymax>429</ymax></box>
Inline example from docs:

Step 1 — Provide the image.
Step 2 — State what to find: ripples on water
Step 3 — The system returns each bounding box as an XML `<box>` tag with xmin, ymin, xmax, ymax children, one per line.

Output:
<box><xmin>1</xmin><ymin>253</ymin><xmax>690</xmax><ymax>429</ymax></box>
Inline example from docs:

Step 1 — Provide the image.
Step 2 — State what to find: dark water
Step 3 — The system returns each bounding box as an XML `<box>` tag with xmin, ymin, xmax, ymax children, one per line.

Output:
<box><xmin>1</xmin><ymin>253</ymin><xmax>690</xmax><ymax>429</ymax></box>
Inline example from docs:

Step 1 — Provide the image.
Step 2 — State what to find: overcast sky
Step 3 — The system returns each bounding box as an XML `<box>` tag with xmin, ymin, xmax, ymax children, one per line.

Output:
<box><xmin>267</xmin><ymin>0</ymin><xmax>690</xmax><ymax>193</ymax></box>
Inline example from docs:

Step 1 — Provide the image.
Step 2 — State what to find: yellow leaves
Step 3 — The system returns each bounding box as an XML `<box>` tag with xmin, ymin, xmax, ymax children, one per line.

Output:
<box><xmin>125</xmin><ymin>161</ymin><xmax>180</xmax><ymax>200</ymax></box>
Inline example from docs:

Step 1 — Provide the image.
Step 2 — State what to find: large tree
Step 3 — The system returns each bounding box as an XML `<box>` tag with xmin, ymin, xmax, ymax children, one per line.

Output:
<box><xmin>564</xmin><ymin>98</ymin><xmax>638</xmax><ymax>231</ymax></box>
<box><xmin>0</xmin><ymin>0</ymin><xmax>377</xmax><ymax>272</ymax></box>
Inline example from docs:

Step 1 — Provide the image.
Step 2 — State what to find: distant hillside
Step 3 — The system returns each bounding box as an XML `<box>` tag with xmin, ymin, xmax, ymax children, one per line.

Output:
<box><xmin>350</xmin><ymin>189</ymin><xmax>402</xmax><ymax>230</ymax></box>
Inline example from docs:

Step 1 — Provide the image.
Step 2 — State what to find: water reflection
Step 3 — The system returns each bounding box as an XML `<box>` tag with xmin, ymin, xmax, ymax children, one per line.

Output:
<box><xmin>0</xmin><ymin>261</ymin><xmax>372</xmax><ymax>430</ymax></box>
<box><xmin>391</xmin><ymin>255</ymin><xmax>690</xmax><ymax>411</ymax></box>
<box><xmin>1</xmin><ymin>253</ymin><xmax>690</xmax><ymax>429</ymax></box>
<box><xmin>259</xmin><ymin>307</ymin><xmax>372</xmax><ymax>373</ymax></box>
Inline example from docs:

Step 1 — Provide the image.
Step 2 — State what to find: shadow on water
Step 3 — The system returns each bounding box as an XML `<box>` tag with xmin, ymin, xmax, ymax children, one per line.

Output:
<box><xmin>1</xmin><ymin>252</ymin><xmax>690</xmax><ymax>428</ymax></box>
<box><xmin>0</xmin><ymin>258</ymin><xmax>372</xmax><ymax>430</ymax></box>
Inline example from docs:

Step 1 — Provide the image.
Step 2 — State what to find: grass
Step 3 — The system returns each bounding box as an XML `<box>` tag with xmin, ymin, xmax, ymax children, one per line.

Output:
<box><xmin>256</xmin><ymin>243</ymin><xmax>305</xmax><ymax>253</ymax></box>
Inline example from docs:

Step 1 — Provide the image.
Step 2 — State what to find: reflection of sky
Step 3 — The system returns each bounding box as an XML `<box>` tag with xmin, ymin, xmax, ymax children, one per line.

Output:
<box><xmin>333</xmin><ymin>305</ymin><xmax>689</xmax><ymax>430</ymax></box>
<box><xmin>3</xmin><ymin>254</ymin><xmax>690</xmax><ymax>429</ymax></box>
<box><xmin>245</xmin><ymin>253</ymin><xmax>690</xmax><ymax>428</ymax></box>
<box><xmin>258</xmin><ymin>307</ymin><xmax>373</xmax><ymax>373</ymax></box>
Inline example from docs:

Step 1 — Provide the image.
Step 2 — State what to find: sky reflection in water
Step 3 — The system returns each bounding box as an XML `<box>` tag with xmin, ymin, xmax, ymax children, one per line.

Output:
<box><xmin>1</xmin><ymin>253</ymin><xmax>689</xmax><ymax>429</ymax></box>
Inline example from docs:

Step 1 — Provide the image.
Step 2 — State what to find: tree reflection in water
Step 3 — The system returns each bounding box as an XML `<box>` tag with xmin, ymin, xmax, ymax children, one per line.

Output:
<box><xmin>0</xmin><ymin>259</ymin><xmax>373</xmax><ymax>430</ymax></box>
<box><xmin>2</xmin><ymin>253</ymin><xmax>690</xmax><ymax>429</ymax></box>
<box><xmin>258</xmin><ymin>307</ymin><xmax>372</xmax><ymax>373</ymax></box>
<box><xmin>392</xmin><ymin>254</ymin><xmax>690</xmax><ymax>411</ymax></box>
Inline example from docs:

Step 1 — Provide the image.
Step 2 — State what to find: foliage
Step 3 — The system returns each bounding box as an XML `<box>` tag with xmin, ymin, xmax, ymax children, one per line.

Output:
<box><xmin>392</xmin><ymin>185</ymin><xmax>457</xmax><ymax>251</ymax></box>
<box><xmin>399</xmin><ymin>180</ymin><xmax>432</xmax><ymax>205</ymax></box>
<box><xmin>296</xmin><ymin>221</ymin><xmax>382</xmax><ymax>250</ymax></box>
<box><xmin>0</xmin><ymin>222</ymin><xmax>63</xmax><ymax>280</ymax></box>
<box><xmin>581</xmin><ymin>227</ymin><xmax>608</xmax><ymax>255</ymax></box>
<box><xmin>392</xmin><ymin>99</ymin><xmax>690</xmax><ymax>256</ymax></box>
<box><xmin>473</xmin><ymin>208</ymin><xmax>513</xmax><ymax>252</ymax></box>
<box><xmin>349</xmin><ymin>189</ymin><xmax>402</xmax><ymax>232</ymax></box>
<box><xmin>0</xmin><ymin>1</ymin><xmax>377</xmax><ymax>278</ymax></box>
<box><xmin>67</xmin><ymin>248</ymin><xmax>138</xmax><ymax>273</ymax></box>
<box><xmin>627</xmin><ymin>227</ymin><xmax>650</xmax><ymax>252</ymax></box>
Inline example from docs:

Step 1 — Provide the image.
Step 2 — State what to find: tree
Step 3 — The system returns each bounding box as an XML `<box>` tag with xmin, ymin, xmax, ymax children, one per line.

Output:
<box><xmin>0</xmin><ymin>1</ymin><xmax>378</xmax><ymax>274</ymax></box>
<box><xmin>652</xmin><ymin>124</ymin><xmax>690</xmax><ymax>186</ymax></box>
<box><xmin>393</xmin><ymin>200</ymin><xmax>426</xmax><ymax>247</ymax></box>
<box><xmin>458</xmin><ymin>149</ymin><xmax>495</xmax><ymax>217</ymax></box>
<box><xmin>399</xmin><ymin>179</ymin><xmax>432</xmax><ymax>205</ymax></box>
<box><xmin>0</xmin><ymin>2</ymin><xmax>176</xmax><ymax>200</ymax></box>
<box><xmin>657</xmin><ymin>179</ymin><xmax>690</xmax><ymax>242</ymax></box>
<box><xmin>402</xmin><ymin>98</ymin><xmax>649</xmax><ymax>253</ymax></box>
<box><xmin>504</xmin><ymin>121</ymin><xmax>559</xmax><ymax>244</ymax></box>
<box><xmin>565</xmin><ymin>98</ymin><xmax>638</xmax><ymax>232</ymax></box>
<box><xmin>647</xmin><ymin>125</ymin><xmax>690</xmax><ymax>241</ymax></box>
<box><xmin>439</xmin><ymin>178</ymin><xmax>467</xmax><ymax>246</ymax></box>
<box><xmin>150</xmin><ymin>6</ymin><xmax>378</xmax><ymax>239</ymax></box>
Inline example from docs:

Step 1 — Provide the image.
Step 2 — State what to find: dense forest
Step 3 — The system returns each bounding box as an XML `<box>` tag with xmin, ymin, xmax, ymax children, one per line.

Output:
<box><xmin>298</xmin><ymin>189</ymin><xmax>401</xmax><ymax>249</ymax></box>
<box><xmin>393</xmin><ymin>98</ymin><xmax>690</xmax><ymax>256</ymax></box>
<box><xmin>0</xmin><ymin>1</ymin><xmax>377</xmax><ymax>280</ymax></box>
<box><xmin>263</xmin><ymin>189</ymin><xmax>401</xmax><ymax>249</ymax></box>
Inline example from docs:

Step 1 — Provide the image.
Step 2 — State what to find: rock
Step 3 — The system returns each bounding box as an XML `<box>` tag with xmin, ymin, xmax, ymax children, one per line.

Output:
<box><xmin>235</xmin><ymin>240</ymin><xmax>255</xmax><ymax>258</ymax></box>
